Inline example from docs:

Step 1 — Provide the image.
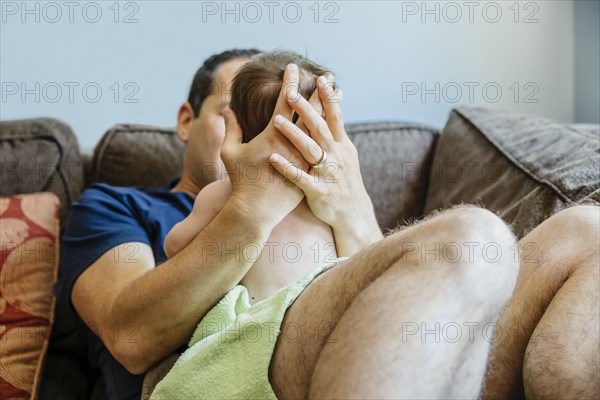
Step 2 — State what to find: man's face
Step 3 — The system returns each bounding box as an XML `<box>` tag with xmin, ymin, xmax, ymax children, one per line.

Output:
<box><xmin>187</xmin><ymin>57</ymin><xmax>250</xmax><ymax>183</ymax></box>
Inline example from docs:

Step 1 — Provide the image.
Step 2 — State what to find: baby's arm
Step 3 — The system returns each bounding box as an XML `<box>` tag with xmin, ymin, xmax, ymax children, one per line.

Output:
<box><xmin>164</xmin><ymin>179</ymin><xmax>232</xmax><ymax>258</ymax></box>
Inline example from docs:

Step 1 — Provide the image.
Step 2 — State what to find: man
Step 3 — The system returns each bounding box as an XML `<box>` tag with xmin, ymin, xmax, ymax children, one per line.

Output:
<box><xmin>55</xmin><ymin>48</ymin><xmax>599</xmax><ymax>399</ymax></box>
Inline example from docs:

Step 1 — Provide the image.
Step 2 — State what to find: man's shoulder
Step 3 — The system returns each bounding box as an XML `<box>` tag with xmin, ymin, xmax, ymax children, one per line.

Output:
<box><xmin>78</xmin><ymin>182</ymin><xmax>172</xmax><ymax>205</ymax></box>
<box><xmin>74</xmin><ymin>182</ymin><xmax>193</xmax><ymax>223</ymax></box>
<box><xmin>82</xmin><ymin>182</ymin><xmax>159</xmax><ymax>197</ymax></box>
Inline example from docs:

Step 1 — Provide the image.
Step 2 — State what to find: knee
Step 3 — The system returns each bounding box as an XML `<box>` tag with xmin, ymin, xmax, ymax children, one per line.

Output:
<box><xmin>390</xmin><ymin>205</ymin><xmax>519</xmax><ymax>305</ymax></box>
<box><xmin>443</xmin><ymin>206</ymin><xmax>520</xmax><ymax>297</ymax></box>
<box><xmin>528</xmin><ymin>205</ymin><xmax>600</xmax><ymax>269</ymax></box>
<box><xmin>545</xmin><ymin>205</ymin><xmax>599</xmax><ymax>243</ymax></box>
<box><xmin>416</xmin><ymin>207</ymin><xmax>519</xmax><ymax>273</ymax></box>
<box><xmin>435</xmin><ymin>205</ymin><xmax>517</xmax><ymax>249</ymax></box>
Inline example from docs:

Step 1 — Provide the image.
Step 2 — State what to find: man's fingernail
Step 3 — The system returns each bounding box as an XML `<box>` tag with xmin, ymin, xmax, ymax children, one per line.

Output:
<box><xmin>288</xmin><ymin>91</ymin><xmax>299</xmax><ymax>101</ymax></box>
<box><xmin>318</xmin><ymin>76</ymin><xmax>327</xmax><ymax>85</ymax></box>
<box><xmin>275</xmin><ymin>115</ymin><xmax>284</xmax><ymax>125</ymax></box>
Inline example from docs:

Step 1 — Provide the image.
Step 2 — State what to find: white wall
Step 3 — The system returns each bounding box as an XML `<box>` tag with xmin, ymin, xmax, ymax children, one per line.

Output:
<box><xmin>0</xmin><ymin>1</ymin><xmax>577</xmax><ymax>150</ymax></box>
<box><xmin>575</xmin><ymin>0</ymin><xmax>600</xmax><ymax>123</ymax></box>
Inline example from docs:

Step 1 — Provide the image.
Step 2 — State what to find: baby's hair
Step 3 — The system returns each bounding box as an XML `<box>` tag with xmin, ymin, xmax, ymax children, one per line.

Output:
<box><xmin>229</xmin><ymin>50</ymin><xmax>333</xmax><ymax>143</ymax></box>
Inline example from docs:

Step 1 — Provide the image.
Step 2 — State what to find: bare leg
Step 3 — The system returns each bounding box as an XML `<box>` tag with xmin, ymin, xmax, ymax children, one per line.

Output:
<box><xmin>269</xmin><ymin>206</ymin><xmax>520</xmax><ymax>399</ymax></box>
<box><xmin>483</xmin><ymin>205</ymin><xmax>600</xmax><ymax>399</ymax></box>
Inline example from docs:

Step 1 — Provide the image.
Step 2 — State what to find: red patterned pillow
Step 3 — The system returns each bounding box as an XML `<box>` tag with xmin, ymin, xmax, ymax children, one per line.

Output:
<box><xmin>0</xmin><ymin>193</ymin><xmax>60</xmax><ymax>400</ymax></box>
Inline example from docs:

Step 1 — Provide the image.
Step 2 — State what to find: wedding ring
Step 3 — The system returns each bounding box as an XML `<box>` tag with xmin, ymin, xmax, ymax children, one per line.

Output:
<box><xmin>311</xmin><ymin>148</ymin><xmax>328</xmax><ymax>168</ymax></box>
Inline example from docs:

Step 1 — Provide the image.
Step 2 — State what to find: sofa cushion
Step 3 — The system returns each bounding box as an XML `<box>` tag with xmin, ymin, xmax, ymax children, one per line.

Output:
<box><xmin>0</xmin><ymin>192</ymin><xmax>60</xmax><ymax>400</ymax></box>
<box><xmin>90</xmin><ymin>122</ymin><xmax>438</xmax><ymax>231</ymax></box>
<box><xmin>346</xmin><ymin>122</ymin><xmax>438</xmax><ymax>230</ymax></box>
<box><xmin>0</xmin><ymin>119</ymin><xmax>84</xmax><ymax>226</ymax></box>
<box><xmin>424</xmin><ymin>108</ymin><xmax>600</xmax><ymax>237</ymax></box>
<box><xmin>89</xmin><ymin>124</ymin><xmax>184</xmax><ymax>188</ymax></box>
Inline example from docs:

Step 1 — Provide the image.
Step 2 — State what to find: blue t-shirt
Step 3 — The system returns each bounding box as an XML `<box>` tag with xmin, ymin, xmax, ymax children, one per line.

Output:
<box><xmin>54</xmin><ymin>178</ymin><xmax>194</xmax><ymax>399</ymax></box>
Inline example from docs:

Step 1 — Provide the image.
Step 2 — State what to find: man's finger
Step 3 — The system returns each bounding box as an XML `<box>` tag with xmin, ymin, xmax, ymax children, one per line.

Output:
<box><xmin>270</xmin><ymin>153</ymin><xmax>316</xmax><ymax>193</ymax></box>
<box><xmin>222</xmin><ymin>107</ymin><xmax>242</xmax><ymax>145</ymax></box>
<box><xmin>272</xmin><ymin>63</ymin><xmax>299</xmax><ymax>122</ymax></box>
<box><xmin>318</xmin><ymin>73</ymin><xmax>335</xmax><ymax>117</ymax></box>
<box><xmin>308</xmin><ymin>79</ymin><xmax>325</xmax><ymax>117</ymax></box>
<box><xmin>295</xmin><ymin>77</ymin><xmax>325</xmax><ymax>135</ymax></box>
<box><xmin>318</xmin><ymin>76</ymin><xmax>345</xmax><ymax>140</ymax></box>
<box><xmin>274</xmin><ymin>115</ymin><xmax>325</xmax><ymax>166</ymax></box>
<box><xmin>286</xmin><ymin>87</ymin><xmax>333</xmax><ymax>145</ymax></box>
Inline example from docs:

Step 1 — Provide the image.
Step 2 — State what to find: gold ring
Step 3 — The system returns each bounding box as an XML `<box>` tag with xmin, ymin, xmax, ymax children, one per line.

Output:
<box><xmin>311</xmin><ymin>148</ymin><xmax>328</xmax><ymax>168</ymax></box>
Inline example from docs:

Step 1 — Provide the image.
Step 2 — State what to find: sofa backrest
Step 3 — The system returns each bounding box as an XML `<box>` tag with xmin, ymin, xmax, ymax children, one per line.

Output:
<box><xmin>0</xmin><ymin>118</ymin><xmax>85</xmax><ymax>225</ymax></box>
<box><xmin>346</xmin><ymin>122</ymin><xmax>438</xmax><ymax>231</ymax></box>
<box><xmin>425</xmin><ymin>108</ymin><xmax>600</xmax><ymax>237</ymax></box>
<box><xmin>7</xmin><ymin>108</ymin><xmax>596</xmax><ymax>239</ymax></box>
<box><xmin>89</xmin><ymin>124</ymin><xmax>184</xmax><ymax>188</ymax></box>
<box><xmin>89</xmin><ymin>122</ymin><xmax>439</xmax><ymax>232</ymax></box>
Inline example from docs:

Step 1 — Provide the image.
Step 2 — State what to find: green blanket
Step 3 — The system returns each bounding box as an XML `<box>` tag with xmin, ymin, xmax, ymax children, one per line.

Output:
<box><xmin>151</xmin><ymin>257</ymin><xmax>348</xmax><ymax>399</ymax></box>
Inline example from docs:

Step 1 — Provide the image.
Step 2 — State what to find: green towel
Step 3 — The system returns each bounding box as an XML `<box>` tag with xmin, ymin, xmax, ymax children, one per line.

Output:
<box><xmin>151</xmin><ymin>257</ymin><xmax>348</xmax><ymax>400</ymax></box>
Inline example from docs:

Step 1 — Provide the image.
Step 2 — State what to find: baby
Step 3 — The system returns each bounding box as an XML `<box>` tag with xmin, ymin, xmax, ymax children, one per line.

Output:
<box><xmin>164</xmin><ymin>51</ymin><xmax>338</xmax><ymax>304</ymax></box>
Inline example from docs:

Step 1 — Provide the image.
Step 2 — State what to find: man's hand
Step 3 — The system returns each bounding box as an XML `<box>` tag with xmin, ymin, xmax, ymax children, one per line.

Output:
<box><xmin>269</xmin><ymin>75</ymin><xmax>383</xmax><ymax>256</ymax></box>
<box><xmin>220</xmin><ymin>63</ymin><xmax>308</xmax><ymax>228</ymax></box>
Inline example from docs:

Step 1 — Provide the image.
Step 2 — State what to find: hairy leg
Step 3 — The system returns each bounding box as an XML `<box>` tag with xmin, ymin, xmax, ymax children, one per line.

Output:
<box><xmin>269</xmin><ymin>206</ymin><xmax>520</xmax><ymax>399</ymax></box>
<box><xmin>482</xmin><ymin>205</ymin><xmax>600</xmax><ymax>399</ymax></box>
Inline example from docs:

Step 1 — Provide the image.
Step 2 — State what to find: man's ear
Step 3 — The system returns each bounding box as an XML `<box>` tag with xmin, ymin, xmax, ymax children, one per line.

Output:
<box><xmin>177</xmin><ymin>102</ymin><xmax>195</xmax><ymax>144</ymax></box>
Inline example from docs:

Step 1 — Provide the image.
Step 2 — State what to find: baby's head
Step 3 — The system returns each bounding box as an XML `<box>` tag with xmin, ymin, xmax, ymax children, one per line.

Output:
<box><xmin>230</xmin><ymin>50</ymin><xmax>333</xmax><ymax>143</ymax></box>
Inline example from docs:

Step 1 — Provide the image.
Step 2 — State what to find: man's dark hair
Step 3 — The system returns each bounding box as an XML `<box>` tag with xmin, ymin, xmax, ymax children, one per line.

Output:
<box><xmin>230</xmin><ymin>50</ymin><xmax>333</xmax><ymax>143</ymax></box>
<box><xmin>187</xmin><ymin>48</ymin><xmax>262</xmax><ymax>117</ymax></box>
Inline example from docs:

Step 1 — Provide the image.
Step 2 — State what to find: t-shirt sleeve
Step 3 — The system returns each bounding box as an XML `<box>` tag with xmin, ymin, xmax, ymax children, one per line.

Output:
<box><xmin>54</xmin><ymin>184</ymin><xmax>152</xmax><ymax>310</ymax></box>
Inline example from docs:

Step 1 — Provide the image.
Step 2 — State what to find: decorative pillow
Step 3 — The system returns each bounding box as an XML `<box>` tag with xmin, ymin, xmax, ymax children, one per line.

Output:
<box><xmin>0</xmin><ymin>192</ymin><xmax>60</xmax><ymax>400</ymax></box>
<box><xmin>424</xmin><ymin>108</ymin><xmax>600</xmax><ymax>237</ymax></box>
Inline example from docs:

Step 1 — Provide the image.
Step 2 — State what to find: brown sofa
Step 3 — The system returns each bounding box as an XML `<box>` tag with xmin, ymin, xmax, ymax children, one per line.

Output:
<box><xmin>1</xmin><ymin>107</ymin><xmax>598</xmax><ymax>399</ymax></box>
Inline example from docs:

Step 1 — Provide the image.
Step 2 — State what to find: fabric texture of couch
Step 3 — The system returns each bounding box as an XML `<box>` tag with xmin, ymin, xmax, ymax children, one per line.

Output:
<box><xmin>0</xmin><ymin>118</ymin><xmax>84</xmax><ymax>226</ymax></box>
<box><xmin>0</xmin><ymin>107</ymin><xmax>598</xmax><ymax>399</ymax></box>
<box><xmin>425</xmin><ymin>108</ymin><xmax>600</xmax><ymax>237</ymax></box>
